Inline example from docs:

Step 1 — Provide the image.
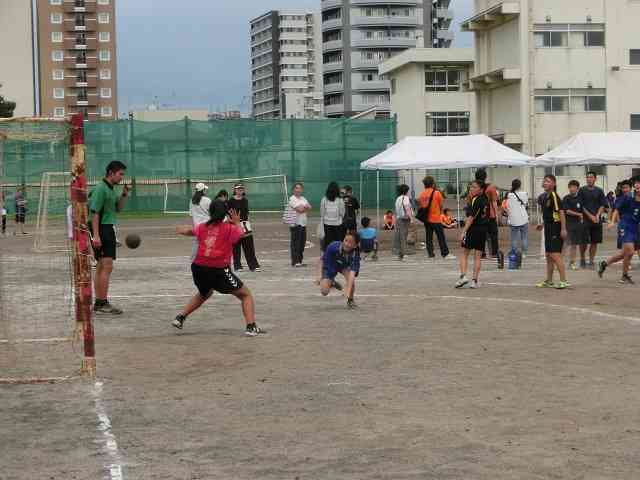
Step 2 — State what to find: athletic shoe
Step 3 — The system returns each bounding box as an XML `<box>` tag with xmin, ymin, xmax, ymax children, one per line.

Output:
<box><xmin>580</xmin><ymin>259</ymin><xmax>587</xmax><ymax>269</ymax></box>
<box><xmin>245</xmin><ymin>323</ymin><xmax>265</xmax><ymax>337</ymax></box>
<box><xmin>347</xmin><ymin>298</ymin><xmax>357</xmax><ymax>309</ymax></box>
<box><xmin>397</xmin><ymin>256</ymin><xmax>405</xmax><ymax>262</ymax></box>
<box><xmin>536</xmin><ymin>280</ymin><xmax>554</xmax><ymax>288</ymax></box>
<box><xmin>235</xmin><ymin>266</ymin><xmax>244</xmax><ymax>271</ymax></box>
<box><xmin>427</xmin><ymin>254</ymin><xmax>436</xmax><ymax>259</ymax></box>
<box><xmin>172</xmin><ymin>314</ymin><xmax>186</xmax><ymax>330</ymax></box>
<box><xmin>332</xmin><ymin>280</ymin><xmax>343</xmax><ymax>291</ymax></box>
<box><xmin>469</xmin><ymin>279</ymin><xmax>479</xmax><ymax>289</ymax></box>
<box><xmin>251</xmin><ymin>267</ymin><xmax>262</xmax><ymax>272</ymax></box>
<box><xmin>597</xmin><ymin>260</ymin><xmax>607</xmax><ymax>278</ymax></box>
<box><xmin>443</xmin><ymin>254</ymin><xmax>457</xmax><ymax>260</ymax></box>
<box><xmin>294</xmin><ymin>263</ymin><xmax>306</xmax><ymax>268</ymax></box>
<box><xmin>455</xmin><ymin>275</ymin><xmax>469</xmax><ymax>289</ymax></box>
<box><xmin>619</xmin><ymin>274</ymin><xmax>635</xmax><ymax>285</ymax></box>
<box><xmin>569</xmin><ymin>262</ymin><xmax>578</xmax><ymax>271</ymax></box>
<box><xmin>94</xmin><ymin>301</ymin><xmax>123</xmax><ymax>315</ymax></box>
<box><xmin>555</xmin><ymin>281</ymin><xmax>571</xmax><ymax>290</ymax></box>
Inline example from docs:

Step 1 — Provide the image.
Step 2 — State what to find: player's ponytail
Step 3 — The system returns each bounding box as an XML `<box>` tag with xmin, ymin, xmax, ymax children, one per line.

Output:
<box><xmin>207</xmin><ymin>199</ymin><xmax>228</xmax><ymax>225</ymax></box>
<box><xmin>192</xmin><ymin>190</ymin><xmax>204</xmax><ymax>205</ymax></box>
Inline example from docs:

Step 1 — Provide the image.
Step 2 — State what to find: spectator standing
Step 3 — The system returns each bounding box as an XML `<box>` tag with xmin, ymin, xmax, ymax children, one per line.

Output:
<box><xmin>578</xmin><ymin>171</ymin><xmax>608</xmax><ymax>268</ymax></box>
<box><xmin>320</xmin><ymin>182</ymin><xmax>346</xmax><ymax>248</ymax></box>
<box><xmin>228</xmin><ymin>183</ymin><xmax>261</xmax><ymax>272</ymax></box>
<box><xmin>475</xmin><ymin>169</ymin><xmax>499</xmax><ymax>257</ymax></box>
<box><xmin>0</xmin><ymin>191</ymin><xmax>6</xmax><ymax>237</ymax></box>
<box><xmin>393</xmin><ymin>184</ymin><xmax>414</xmax><ymax>261</ymax></box>
<box><xmin>287</xmin><ymin>182</ymin><xmax>311</xmax><ymax>267</ymax></box>
<box><xmin>505</xmin><ymin>179</ymin><xmax>529</xmax><ymax>257</ymax></box>
<box><xmin>14</xmin><ymin>186</ymin><xmax>28</xmax><ymax>235</ymax></box>
<box><xmin>342</xmin><ymin>185</ymin><xmax>360</xmax><ymax>234</ymax></box>
<box><xmin>417</xmin><ymin>176</ymin><xmax>454</xmax><ymax>260</ymax></box>
<box><xmin>189</xmin><ymin>183</ymin><xmax>211</xmax><ymax>261</ymax></box>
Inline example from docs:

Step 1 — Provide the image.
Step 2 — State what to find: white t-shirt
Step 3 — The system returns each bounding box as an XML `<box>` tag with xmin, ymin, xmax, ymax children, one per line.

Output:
<box><xmin>395</xmin><ymin>195</ymin><xmax>412</xmax><ymax>220</ymax></box>
<box><xmin>506</xmin><ymin>190</ymin><xmax>529</xmax><ymax>226</ymax></box>
<box><xmin>288</xmin><ymin>195</ymin><xmax>310</xmax><ymax>227</ymax></box>
<box><xmin>320</xmin><ymin>197</ymin><xmax>345</xmax><ymax>226</ymax></box>
<box><xmin>190</xmin><ymin>196</ymin><xmax>212</xmax><ymax>226</ymax></box>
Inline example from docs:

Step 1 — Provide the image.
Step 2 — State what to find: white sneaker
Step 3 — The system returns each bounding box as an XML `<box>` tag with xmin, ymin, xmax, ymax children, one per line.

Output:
<box><xmin>455</xmin><ymin>275</ymin><xmax>469</xmax><ymax>288</ymax></box>
<box><xmin>443</xmin><ymin>254</ymin><xmax>457</xmax><ymax>260</ymax></box>
<box><xmin>469</xmin><ymin>279</ymin><xmax>479</xmax><ymax>289</ymax></box>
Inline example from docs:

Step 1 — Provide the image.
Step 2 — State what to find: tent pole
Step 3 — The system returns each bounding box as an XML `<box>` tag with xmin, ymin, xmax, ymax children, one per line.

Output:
<box><xmin>456</xmin><ymin>168</ymin><xmax>461</xmax><ymax>222</ymax></box>
<box><xmin>359</xmin><ymin>170</ymin><xmax>363</xmax><ymax>215</ymax></box>
<box><xmin>376</xmin><ymin>170</ymin><xmax>380</xmax><ymax>230</ymax></box>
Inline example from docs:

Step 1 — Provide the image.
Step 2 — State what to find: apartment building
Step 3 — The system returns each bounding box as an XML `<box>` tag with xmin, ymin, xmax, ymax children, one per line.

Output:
<box><xmin>321</xmin><ymin>0</ymin><xmax>454</xmax><ymax>118</ymax></box>
<box><xmin>0</xmin><ymin>1</ymin><xmax>37</xmax><ymax>117</ymax></box>
<box><xmin>250</xmin><ymin>11</ymin><xmax>323</xmax><ymax>120</ymax></box>
<box><xmin>37</xmin><ymin>0</ymin><xmax>118</xmax><ymax>121</ymax></box>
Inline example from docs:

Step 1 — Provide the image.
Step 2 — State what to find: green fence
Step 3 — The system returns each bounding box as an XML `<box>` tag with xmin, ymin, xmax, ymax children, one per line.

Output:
<box><xmin>1</xmin><ymin>118</ymin><xmax>398</xmax><ymax>215</ymax></box>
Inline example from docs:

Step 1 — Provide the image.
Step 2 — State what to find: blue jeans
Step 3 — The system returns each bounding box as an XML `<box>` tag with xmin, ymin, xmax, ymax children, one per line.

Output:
<box><xmin>510</xmin><ymin>224</ymin><xmax>528</xmax><ymax>253</ymax></box>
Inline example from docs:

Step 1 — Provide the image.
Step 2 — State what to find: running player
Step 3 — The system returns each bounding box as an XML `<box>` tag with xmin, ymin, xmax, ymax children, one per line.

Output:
<box><xmin>455</xmin><ymin>180</ymin><xmax>489</xmax><ymax>289</ymax></box>
<box><xmin>320</xmin><ymin>231</ymin><xmax>360</xmax><ymax>308</ymax></box>
<box><xmin>536</xmin><ymin>174</ymin><xmax>570</xmax><ymax>289</ymax></box>
<box><xmin>172</xmin><ymin>200</ymin><xmax>264</xmax><ymax>336</ymax></box>
<box><xmin>598</xmin><ymin>179</ymin><xmax>640</xmax><ymax>284</ymax></box>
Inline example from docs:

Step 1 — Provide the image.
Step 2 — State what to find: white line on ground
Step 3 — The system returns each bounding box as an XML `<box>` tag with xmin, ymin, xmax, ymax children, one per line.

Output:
<box><xmin>0</xmin><ymin>337</ymin><xmax>70</xmax><ymax>344</ymax></box>
<box><xmin>91</xmin><ymin>381</ymin><xmax>125</xmax><ymax>480</ymax></box>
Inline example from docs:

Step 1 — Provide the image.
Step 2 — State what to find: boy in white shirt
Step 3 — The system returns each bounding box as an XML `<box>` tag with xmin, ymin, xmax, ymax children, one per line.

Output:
<box><xmin>288</xmin><ymin>182</ymin><xmax>311</xmax><ymax>267</ymax></box>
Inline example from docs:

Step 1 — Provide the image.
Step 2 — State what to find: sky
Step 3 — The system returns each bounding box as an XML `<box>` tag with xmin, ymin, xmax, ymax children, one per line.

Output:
<box><xmin>116</xmin><ymin>0</ymin><xmax>474</xmax><ymax>115</ymax></box>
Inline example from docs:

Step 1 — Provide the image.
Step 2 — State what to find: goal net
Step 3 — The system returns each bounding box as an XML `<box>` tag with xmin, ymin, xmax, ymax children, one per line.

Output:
<box><xmin>34</xmin><ymin>171</ymin><xmax>73</xmax><ymax>252</ymax></box>
<box><xmin>163</xmin><ymin>174</ymin><xmax>289</xmax><ymax>214</ymax></box>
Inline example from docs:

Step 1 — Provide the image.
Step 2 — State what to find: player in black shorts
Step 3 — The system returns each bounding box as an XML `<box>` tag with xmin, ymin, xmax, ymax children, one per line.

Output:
<box><xmin>562</xmin><ymin>180</ymin><xmax>587</xmax><ymax>270</ymax></box>
<box><xmin>537</xmin><ymin>174</ymin><xmax>569</xmax><ymax>289</ymax></box>
<box><xmin>455</xmin><ymin>180</ymin><xmax>489</xmax><ymax>289</ymax></box>
<box><xmin>578</xmin><ymin>171</ymin><xmax>607</xmax><ymax>268</ymax></box>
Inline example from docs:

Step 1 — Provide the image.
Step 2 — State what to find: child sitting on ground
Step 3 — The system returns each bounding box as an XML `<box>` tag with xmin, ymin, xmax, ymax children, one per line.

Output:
<box><xmin>383</xmin><ymin>210</ymin><xmax>395</xmax><ymax>230</ymax></box>
<box><xmin>359</xmin><ymin>217</ymin><xmax>378</xmax><ymax>260</ymax></box>
<box><xmin>441</xmin><ymin>208</ymin><xmax>458</xmax><ymax>229</ymax></box>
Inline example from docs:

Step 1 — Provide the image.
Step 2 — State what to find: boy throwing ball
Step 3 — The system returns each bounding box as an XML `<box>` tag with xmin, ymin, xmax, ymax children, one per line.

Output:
<box><xmin>173</xmin><ymin>200</ymin><xmax>264</xmax><ymax>336</ymax></box>
<box><xmin>320</xmin><ymin>232</ymin><xmax>360</xmax><ymax>308</ymax></box>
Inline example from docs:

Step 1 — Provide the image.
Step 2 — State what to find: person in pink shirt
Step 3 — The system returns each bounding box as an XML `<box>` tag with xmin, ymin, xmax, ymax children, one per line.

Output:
<box><xmin>173</xmin><ymin>200</ymin><xmax>264</xmax><ymax>336</ymax></box>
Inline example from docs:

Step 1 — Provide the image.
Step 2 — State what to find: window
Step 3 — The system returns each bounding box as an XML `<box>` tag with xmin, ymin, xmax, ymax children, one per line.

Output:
<box><xmin>535</xmin><ymin>96</ymin><xmax>569</xmax><ymax>112</ymax></box>
<box><xmin>630</xmin><ymin>50</ymin><xmax>640</xmax><ymax>65</ymax></box>
<box><xmin>51</xmin><ymin>13</ymin><xmax>63</xmax><ymax>24</ymax></box>
<box><xmin>51</xmin><ymin>32</ymin><xmax>63</xmax><ymax>43</ymax></box>
<box><xmin>100</xmin><ymin>88</ymin><xmax>112</xmax><ymax>98</ymax></box>
<box><xmin>52</xmin><ymin>69</ymin><xmax>64</xmax><ymax>80</ymax></box>
<box><xmin>98</xmin><ymin>13</ymin><xmax>110</xmax><ymax>24</ymax></box>
<box><xmin>99</xmin><ymin>50</ymin><xmax>111</xmax><ymax>61</ymax></box>
<box><xmin>101</xmin><ymin>106</ymin><xmax>113</xmax><ymax>117</ymax></box>
<box><xmin>53</xmin><ymin>88</ymin><xmax>65</xmax><ymax>99</ymax></box>
<box><xmin>98</xmin><ymin>0</ymin><xmax>110</xmax><ymax>4</ymax></box>
<box><xmin>50</xmin><ymin>0</ymin><xmax>62</xmax><ymax>4</ymax></box>
<box><xmin>99</xmin><ymin>32</ymin><xmax>110</xmax><ymax>42</ymax></box>
<box><xmin>425</xmin><ymin>69</ymin><xmax>460</xmax><ymax>92</ymax></box>
<box><xmin>99</xmin><ymin>68</ymin><xmax>111</xmax><ymax>80</ymax></box>
<box><xmin>584</xmin><ymin>31</ymin><xmax>604</xmax><ymax>47</ymax></box>
<box><xmin>53</xmin><ymin>107</ymin><xmax>65</xmax><ymax>118</ymax></box>
<box><xmin>52</xmin><ymin>50</ymin><xmax>64</xmax><ymax>62</ymax></box>
<box><xmin>426</xmin><ymin>112</ymin><xmax>470</xmax><ymax>136</ymax></box>
<box><xmin>585</xmin><ymin>96</ymin><xmax>606</xmax><ymax>111</ymax></box>
<box><xmin>631</xmin><ymin>114</ymin><xmax>640</xmax><ymax>130</ymax></box>
<box><xmin>534</xmin><ymin>31</ymin><xmax>568</xmax><ymax>47</ymax></box>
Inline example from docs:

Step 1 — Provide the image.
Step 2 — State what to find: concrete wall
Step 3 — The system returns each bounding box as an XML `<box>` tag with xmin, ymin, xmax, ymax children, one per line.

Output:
<box><xmin>0</xmin><ymin>0</ymin><xmax>36</xmax><ymax>117</ymax></box>
<box><xmin>531</xmin><ymin>0</ymin><xmax>604</xmax><ymax>24</ymax></box>
<box><xmin>131</xmin><ymin>110</ymin><xmax>210</xmax><ymax>122</ymax></box>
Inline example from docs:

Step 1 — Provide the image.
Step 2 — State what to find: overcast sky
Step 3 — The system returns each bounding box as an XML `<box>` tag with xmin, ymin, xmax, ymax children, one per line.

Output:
<box><xmin>116</xmin><ymin>0</ymin><xmax>474</xmax><ymax>115</ymax></box>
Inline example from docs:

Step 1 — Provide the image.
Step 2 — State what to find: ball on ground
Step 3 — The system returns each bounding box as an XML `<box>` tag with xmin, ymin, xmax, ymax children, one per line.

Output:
<box><xmin>125</xmin><ymin>233</ymin><xmax>141</xmax><ymax>249</ymax></box>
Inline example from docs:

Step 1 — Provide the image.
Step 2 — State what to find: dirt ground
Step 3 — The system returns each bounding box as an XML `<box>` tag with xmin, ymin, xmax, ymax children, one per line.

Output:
<box><xmin>1</xmin><ymin>212</ymin><xmax>640</xmax><ymax>479</ymax></box>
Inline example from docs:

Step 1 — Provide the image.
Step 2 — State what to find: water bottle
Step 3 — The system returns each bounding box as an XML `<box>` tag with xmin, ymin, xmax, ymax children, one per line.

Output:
<box><xmin>508</xmin><ymin>249</ymin><xmax>519</xmax><ymax>270</ymax></box>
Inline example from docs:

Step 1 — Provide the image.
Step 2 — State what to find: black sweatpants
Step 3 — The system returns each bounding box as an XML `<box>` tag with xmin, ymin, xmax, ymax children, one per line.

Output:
<box><xmin>425</xmin><ymin>222</ymin><xmax>450</xmax><ymax>257</ymax></box>
<box><xmin>290</xmin><ymin>225</ymin><xmax>307</xmax><ymax>265</ymax></box>
<box><xmin>233</xmin><ymin>234</ymin><xmax>260</xmax><ymax>270</ymax></box>
<box><xmin>485</xmin><ymin>218</ymin><xmax>499</xmax><ymax>256</ymax></box>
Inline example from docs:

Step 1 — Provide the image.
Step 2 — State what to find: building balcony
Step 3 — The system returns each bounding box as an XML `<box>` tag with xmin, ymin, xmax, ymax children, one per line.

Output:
<box><xmin>322</xmin><ymin>39</ymin><xmax>343</xmax><ymax>52</ymax></box>
<box><xmin>63</xmin><ymin>57</ymin><xmax>97</xmax><ymax>69</ymax></box>
<box><xmin>461</xmin><ymin>1</ymin><xmax>520</xmax><ymax>32</ymax></box>
<box><xmin>63</xmin><ymin>1</ymin><xmax>97</xmax><ymax>13</ymax></box>
<box><xmin>437</xmin><ymin>30</ymin><xmax>454</xmax><ymax>41</ymax></box>
<box><xmin>321</xmin><ymin>0</ymin><xmax>343</xmax><ymax>11</ymax></box>
<box><xmin>324</xmin><ymin>103</ymin><xmax>345</xmax><ymax>115</ymax></box>
<box><xmin>65</xmin><ymin>76</ymin><xmax>97</xmax><ymax>88</ymax></box>
<box><xmin>351</xmin><ymin>37</ymin><xmax>416</xmax><ymax>48</ymax></box>
<box><xmin>71</xmin><ymin>96</ymin><xmax>98</xmax><ymax>107</ymax></box>
<box><xmin>351</xmin><ymin>58</ymin><xmax>384</xmax><ymax>70</ymax></box>
<box><xmin>352</xmin><ymin>102</ymin><xmax>390</xmax><ymax>112</ymax></box>
<box><xmin>437</xmin><ymin>8</ymin><xmax>453</xmax><ymax>21</ymax></box>
<box><xmin>467</xmin><ymin>67</ymin><xmax>521</xmax><ymax>90</ymax></box>
<box><xmin>63</xmin><ymin>38</ymin><xmax>97</xmax><ymax>50</ymax></box>
<box><xmin>351</xmin><ymin>0</ymin><xmax>420</xmax><ymax>5</ymax></box>
<box><xmin>323</xmin><ymin>60</ymin><xmax>344</xmax><ymax>73</ymax></box>
<box><xmin>64</xmin><ymin>19</ymin><xmax>98</xmax><ymax>32</ymax></box>
<box><xmin>351</xmin><ymin>15</ymin><xmax>419</xmax><ymax>27</ymax></box>
<box><xmin>321</xmin><ymin>18</ymin><xmax>343</xmax><ymax>31</ymax></box>
<box><xmin>324</xmin><ymin>82</ymin><xmax>344</xmax><ymax>94</ymax></box>
<box><xmin>352</xmin><ymin>79</ymin><xmax>389</xmax><ymax>91</ymax></box>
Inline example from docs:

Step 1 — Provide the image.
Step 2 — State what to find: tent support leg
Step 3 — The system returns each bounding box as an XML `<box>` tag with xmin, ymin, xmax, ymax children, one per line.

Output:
<box><xmin>359</xmin><ymin>170</ymin><xmax>363</xmax><ymax>215</ymax></box>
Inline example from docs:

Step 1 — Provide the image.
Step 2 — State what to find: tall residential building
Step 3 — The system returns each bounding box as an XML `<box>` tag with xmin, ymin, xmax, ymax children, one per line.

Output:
<box><xmin>0</xmin><ymin>0</ymin><xmax>38</xmax><ymax>117</ymax></box>
<box><xmin>37</xmin><ymin>0</ymin><xmax>118</xmax><ymax>120</ymax></box>
<box><xmin>321</xmin><ymin>0</ymin><xmax>453</xmax><ymax>118</ymax></box>
<box><xmin>250</xmin><ymin>11</ymin><xmax>323</xmax><ymax>120</ymax></box>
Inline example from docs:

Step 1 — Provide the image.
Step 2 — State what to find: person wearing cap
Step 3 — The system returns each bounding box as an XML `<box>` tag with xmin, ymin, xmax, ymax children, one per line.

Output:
<box><xmin>228</xmin><ymin>183</ymin><xmax>261</xmax><ymax>272</ymax></box>
<box><xmin>189</xmin><ymin>182</ymin><xmax>212</xmax><ymax>260</ymax></box>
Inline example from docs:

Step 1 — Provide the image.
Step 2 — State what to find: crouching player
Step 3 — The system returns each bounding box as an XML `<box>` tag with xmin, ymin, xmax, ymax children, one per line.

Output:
<box><xmin>173</xmin><ymin>200</ymin><xmax>264</xmax><ymax>336</ymax></box>
<box><xmin>320</xmin><ymin>231</ymin><xmax>361</xmax><ymax>308</ymax></box>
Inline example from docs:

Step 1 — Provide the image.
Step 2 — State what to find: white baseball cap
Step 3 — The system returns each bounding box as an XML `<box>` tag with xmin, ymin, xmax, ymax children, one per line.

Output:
<box><xmin>195</xmin><ymin>182</ymin><xmax>208</xmax><ymax>192</ymax></box>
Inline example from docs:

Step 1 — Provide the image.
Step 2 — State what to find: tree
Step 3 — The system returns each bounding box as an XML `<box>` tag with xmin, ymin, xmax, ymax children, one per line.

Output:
<box><xmin>0</xmin><ymin>95</ymin><xmax>16</xmax><ymax>118</ymax></box>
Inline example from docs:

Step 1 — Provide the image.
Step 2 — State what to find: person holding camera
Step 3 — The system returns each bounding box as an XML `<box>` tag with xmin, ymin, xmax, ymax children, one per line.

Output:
<box><xmin>228</xmin><ymin>183</ymin><xmax>261</xmax><ymax>272</ymax></box>
<box><xmin>505</xmin><ymin>178</ymin><xmax>529</xmax><ymax>257</ymax></box>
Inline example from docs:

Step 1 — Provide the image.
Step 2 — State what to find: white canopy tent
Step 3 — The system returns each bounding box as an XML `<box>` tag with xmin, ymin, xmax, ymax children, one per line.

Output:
<box><xmin>531</xmin><ymin>132</ymin><xmax>640</xmax><ymax>167</ymax></box>
<box><xmin>359</xmin><ymin>135</ymin><xmax>533</xmax><ymax>224</ymax></box>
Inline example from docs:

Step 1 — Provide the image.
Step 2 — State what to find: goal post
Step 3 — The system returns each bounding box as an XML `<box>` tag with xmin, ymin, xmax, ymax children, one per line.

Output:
<box><xmin>163</xmin><ymin>174</ymin><xmax>289</xmax><ymax>214</ymax></box>
<box><xmin>34</xmin><ymin>171</ymin><xmax>72</xmax><ymax>253</ymax></box>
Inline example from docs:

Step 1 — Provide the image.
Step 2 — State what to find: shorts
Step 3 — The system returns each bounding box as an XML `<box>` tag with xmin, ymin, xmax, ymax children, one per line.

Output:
<box><xmin>360</xmin><ymin>238</ymin><xmax>375</xmax><ymax>253</ymax></box>
<box><xmin>191</xmin><ymin>264</ymin><xmax>244</xmax><ymax>296</ymax></box>
<box><xmin>462</xmin><ymin>225</ymin><xmax>487</xmax><ymax>252</ymax></box>
<box><xmin>544</xmin><ymin>223</ymin><xmax>563</xmax><ymax>254</ymax></box>
<box><xmin>94</xmin><ymin>224</ymin><xmax>117</xmax><ymax>260</ymax></box>
<box><xmin>15</xmin><ymin>213</ymin><xmax>25</xmax><ymax>223</ymax></box>
<box><xmin>567</xmin><ymin>222</ymin><xmax>587</xmax><ymax>246</ymax></box>
<box><xmin>617</xmin><ymin>224</ymin><xmax>639</xmax><ymax>249</ymax></box>
<box><xmin>583</xmin><ymin>222</ymin><xmax>603</xmax><ymax>244</ymax></box>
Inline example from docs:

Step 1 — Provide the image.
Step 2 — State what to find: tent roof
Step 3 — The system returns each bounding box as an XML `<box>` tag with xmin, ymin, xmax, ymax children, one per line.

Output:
<box><xmin>533</xmin><ymin>132</ymin><xmax>640</xmax><ymax>166</ymax></box>
<box><xmin>360</xmin><ymin>135</ymin><xmax>532</xmax><ymax>170</ymax></box>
